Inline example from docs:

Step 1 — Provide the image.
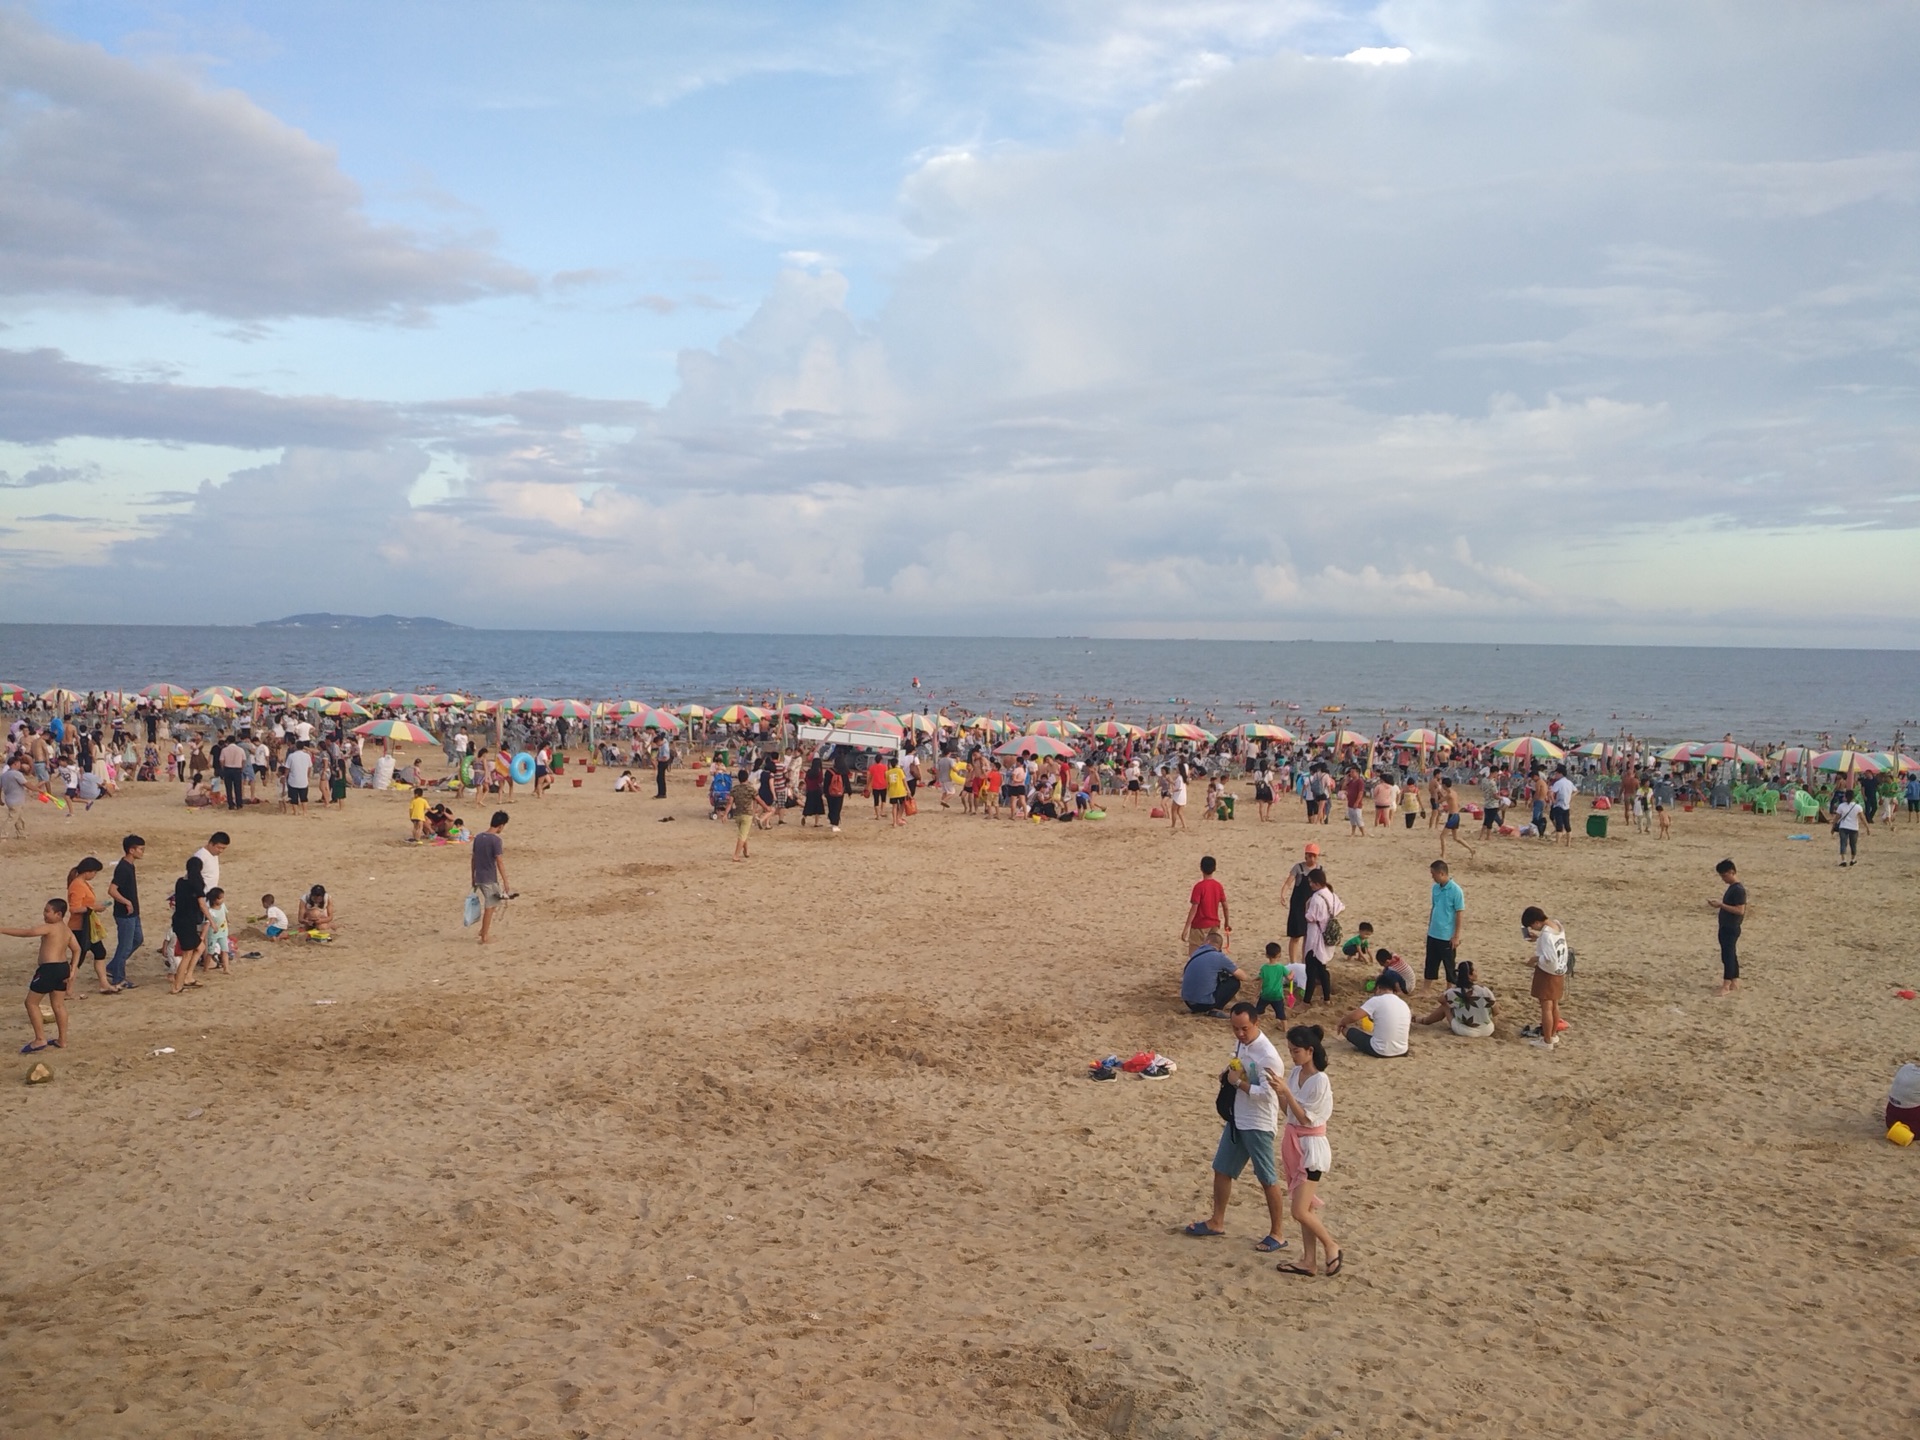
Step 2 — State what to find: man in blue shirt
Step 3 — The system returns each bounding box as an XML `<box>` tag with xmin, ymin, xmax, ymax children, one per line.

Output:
<box><xmin>1424</xmin><ymin>859</ymin><xmax>1465</xmax><ymax>991</ymax></box>
<box><xmin>1181</xmin><ymin>941</ymin><xmax>1246</xmax><ymax>1017</ymax></box>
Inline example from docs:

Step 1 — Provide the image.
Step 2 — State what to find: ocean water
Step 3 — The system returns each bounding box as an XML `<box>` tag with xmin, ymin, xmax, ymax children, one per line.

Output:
<box><xmin>1</xmin><ymin>626</ymin><xmax>1916</xmax><ymax>747</ymax></box>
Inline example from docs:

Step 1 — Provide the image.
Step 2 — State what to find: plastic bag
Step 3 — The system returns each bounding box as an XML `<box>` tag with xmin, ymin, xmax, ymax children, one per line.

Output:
<box><xmin>462</xmin><ymin>890</ymin><xmax>482</xmax><ymax>928</ymax></box>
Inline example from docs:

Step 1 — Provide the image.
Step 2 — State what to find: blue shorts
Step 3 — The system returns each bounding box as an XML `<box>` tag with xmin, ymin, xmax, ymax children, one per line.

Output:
<box><xmin>1445</xmin><ymin>814</ymin><xmax>1460</xmax><ymax>829</ymax></box>
<box><xmin>1212</xmin><ymin>1124</ymin><xmax>1279</xmax><ymax>1187</ymax></box>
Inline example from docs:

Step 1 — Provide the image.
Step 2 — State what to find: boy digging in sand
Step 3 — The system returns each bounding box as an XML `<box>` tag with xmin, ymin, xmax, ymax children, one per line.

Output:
<box><xmin>7</xmin><ymin>898</ymin><xmax>77</xmax><ymax>1053</ymax></box>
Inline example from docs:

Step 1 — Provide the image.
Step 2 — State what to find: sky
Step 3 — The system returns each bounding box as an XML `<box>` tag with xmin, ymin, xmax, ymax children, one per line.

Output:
<box><xmin>1</xmin><ymin>0</ymin><xmax>1917</xmax><ymax>644</ymax></box>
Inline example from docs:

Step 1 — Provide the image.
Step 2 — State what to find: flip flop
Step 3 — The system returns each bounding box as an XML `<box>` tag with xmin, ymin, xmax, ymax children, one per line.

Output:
<box><xmin>1182</xmin><ymin>1222</ymin><xmax>1226</xmax><ymax>1238</ymax></box>
<box><xmin>20</xmin><ymin>1040</ymin><xmax>49</xmax><ymax>1054</ymax></box>
<box><xmin>1275</xmin><ymin>1262</ymin><xmax>1316</xmax><ymax>1276</ymax></box>
<box><xmin>1325</xmin><ymin>1250</ymin><xmax>1344</xmax><ymax>1276</ymax></box>
<box><xmin>1254</xmin><ymin>1235</ymin><xmax>1288</xmax><ymax>1252</ymax></box>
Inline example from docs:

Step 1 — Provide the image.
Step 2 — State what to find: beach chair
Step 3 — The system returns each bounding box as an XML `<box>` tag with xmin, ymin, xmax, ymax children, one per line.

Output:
<box><xmin>1752</xmin><ymin>790</ymin><xmax>1777</xmax><ymax>815</ymax></box>
<box><xmin>1792</xmin><ymin>790</ymin><xmax>1820</xmax><ymax>821</ymax></box>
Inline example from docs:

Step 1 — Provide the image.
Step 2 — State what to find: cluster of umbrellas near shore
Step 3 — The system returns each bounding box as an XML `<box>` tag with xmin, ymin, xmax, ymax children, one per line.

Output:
<box><xmin>1</xmin><ymin>682</ymin><xmax>1913</xmax><ymax>773</ymax></box>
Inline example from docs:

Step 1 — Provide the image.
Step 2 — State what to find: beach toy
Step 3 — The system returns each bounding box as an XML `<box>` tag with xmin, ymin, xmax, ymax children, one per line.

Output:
<box><xmin>571</xmin><ymin>777</ymin><xmax>583</xmax><ymax>787</ymax></box>
<box><xmin>1786</xmin><ymin>834</ymin><xmax>1811</xmax><ymax>841</ymax></box>
<box><xmin>1897</xmin><ymin>990</ymin><xmax>1916</xmax><ymax>1001</ymax></box>
<box><xmin>510</xmin><ymin>751</ymin><xmax>536</xmax><ymax>784</ymax></box>
<box><xmin>1890</xmin><ymin>1123</ymin><xmax>1914</xmax><ymax>1146</ymax></box>
<box><xmin>1359</xmin><ymin>1015</ymin><xmax>1374</xmax><ymax>1033</ymax></box>
<box><xmin>1592</xmin><ymin>796</ymin><xmax>1611</xmax><ymax>810</ymax></box>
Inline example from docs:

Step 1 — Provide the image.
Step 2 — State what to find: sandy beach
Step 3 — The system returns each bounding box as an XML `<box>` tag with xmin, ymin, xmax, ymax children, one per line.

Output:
<box><xmin>3</xmin><ymin>765</ymin><xmax>1916</xmax><ymax>1438</ymax></box>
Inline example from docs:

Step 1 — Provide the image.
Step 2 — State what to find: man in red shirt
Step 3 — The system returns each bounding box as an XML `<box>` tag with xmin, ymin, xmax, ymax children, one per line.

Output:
<box><xmin>1184</xmin><ymin>854</ymin><xmax>1230</xmax><ymax>953</ymax></box>
<box><xmin>1342</xmin><ymin>768</ymin><xmax>1367</xmax><ymax>836</ymax></box>
<box><xmin>868</xmin><ymin>758</ymin><xmax>890</xmax><ymax>819</ymax></box>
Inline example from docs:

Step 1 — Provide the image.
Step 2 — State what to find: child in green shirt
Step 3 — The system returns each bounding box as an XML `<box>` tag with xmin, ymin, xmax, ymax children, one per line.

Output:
<box><xmin>1255</xmin><ymin>941</ymin><xmax>1299</xmax><ymax>1020</ymax></box>
<box><xmin>1340</xmin><ymin>921</ymin><xmax>1375</xmax><ymax>961</ymax></box>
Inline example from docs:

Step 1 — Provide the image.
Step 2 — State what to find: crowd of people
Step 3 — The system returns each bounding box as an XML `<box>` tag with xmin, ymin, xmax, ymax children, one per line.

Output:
<box><xmin>1168</xmin><ymin>833</ymin><xmax>1770</xmax><ymax>1277</ymax></box>
<box><xmin>6</xmin><ymin>827</ymin><xmax>339</xmax><ymax>1052</ymax></box>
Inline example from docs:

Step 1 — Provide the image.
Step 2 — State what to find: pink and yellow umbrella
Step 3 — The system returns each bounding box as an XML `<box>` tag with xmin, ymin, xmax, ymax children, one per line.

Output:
<box><xmin>1870</xmin><ymin>752</ymin><xmax>1920</xmax><ymax>775</ymax></box>
<box><xmin>623</xmin><ymin>706</ymin><xmax>683</xmax><ymax>732</ymax></box>
<box><xmin>0</xmin><ymin>682</ymin><xmax>29</xmax><ymax>705</ymax></box>
<box><xmin>1088</xmin><ymin>719</ymin><xmax>1142</xmax><ymax>740</ymax></box>
<box><xmin>995</xmin><ymin>734</ymin><xmax>1077</xmax><ymax>758</ymax></box>
<box><xmin>1813</xmin><ymin>749</ymin><xmax>1882</xmax><ymax>775</ymax></box>
<box><xmin>1655</xmin><ymin>742</ymin><xmax>1703</xmax><ymax>763</ymax></box>
<box><xmin>1315</xmin><ymin>728</ymin><xmax>1369</xmax><ymax>749</ymax></box>
<box><xmin>1492</xmin><ymin>735</ymin><xmax>1565</xmax><ymax>760</ymax></box>
<box><xmin>542</xmin><ymin>699</ymin><xmax>592</xmax><ymax>721</ymax></box>
<box><xmin>245</xmin><ymin>685</ymin><xmax>292</xmax><ymax>703</ymax></box>
<box><xmin>839</xmin><ymin>709</ymin><xmax>904</xmax><ymax>735</ymax></box>
<box><xmin>712</xmin><ymin>704</ymin><xmax>769</xmax><ymax>726</ymax></box>
<box><xmin>1690</xmin><ymin>741</ymin><xmax>1763</xmax><ymax>765</ymax></box>
<box><xmin>353</xmin><ymin>718</ymin><xmax>435</xmax><ymax>745</ymax></box>
<box><xmin>1159</xmin><ymin>722</ymin><xmax>1216</xmax><ymax>743</ymax></box>
<box><xmin>1394</xmin><ymin>727</ymin><xmax>1447</xmax><ymax>750</ymax></box>
<box><xmin>1229</xmin><ymin>722</ymin><xmax>1297</xmax><ymax>743</ymax></box>
<box><xmin>782</xmin><ymin>702</ymin><xmax>825</xmax><ymax>721</ymax></box>
<box><xmin>1026</xmin><ymin>718</ymin><xmax>1084</xmax><ymax>738</ymax></box>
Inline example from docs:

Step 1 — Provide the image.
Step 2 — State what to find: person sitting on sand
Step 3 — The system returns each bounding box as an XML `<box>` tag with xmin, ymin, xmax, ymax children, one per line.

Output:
<box><xmin>1886</xmin><ymin>1061</ymin><xmax>1920</xmax><ymax>1135</ymax></box>
<box><xmin>1372</xmin><ymin>949</ymin><xmax>1418</xmax><ymax>995</ymax></box>
<box><xmin>261</xmin><ymin>894</ymin><xmax>289</xmax><ymax>941</ymax></box>
<box><xmin>1414</xmin><ymin>960</ymin><xmax>1496</xmax><ymax>1038</ymax></box>
<box><xmin>298</xmin><ymin>885</ymin><xmax>334</xmax><ymax>933</ymax></box>
<box><xmin>1340</xmin><ymin>969</ymin><xmax>1410</xmax><ymax>1057</ymax></box>
<box><xmin>1181</xmin><ymin>939</ymin><xmax>1246</xmax><ymax>1017</ymax></box>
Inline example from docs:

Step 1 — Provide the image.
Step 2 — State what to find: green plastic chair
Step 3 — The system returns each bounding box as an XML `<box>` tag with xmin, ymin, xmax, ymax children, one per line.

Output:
<box><xmin>1792</xmin><ymin>790</ymin><xmax>1820</xmax><ymax>821</ymax></box>
<box><xmin>1752</xmin><ymin>790</ymin><xmax>1777</xmax><ymax>815</ymax></box>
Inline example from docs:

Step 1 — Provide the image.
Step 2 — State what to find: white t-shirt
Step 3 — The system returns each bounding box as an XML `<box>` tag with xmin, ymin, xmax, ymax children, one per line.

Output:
<box><xmin>454</xmin><ymin>732</ymin><xmax>469</xmax><ymax>754</ymax></box>
<box><xmin>1550</xmin><ymin>777</ymin><xmax>1575</xmax><ymax>809</ymax></box>
<box><xmin>1303</xmin><ymin>888</ymin><xmax>1345</xmax><ymax>960</ymax></box>
<box><xmin>1359</xmin><ymin>993</ymin><xmax>1411</xmax><ymax>1056</ymax></box>
<box><xmin>1170</xmin><ymin>774</ymin><xmax>1187</xmax><ymax>805</ymax></box>
<box><xmin>1534</xmin><ymin>922</ymin><xmax>1569</xmax><ymax>974</ymax></box>
<box><xmin>264</xmin><ymin>905</ymin><xmax>289</xmax><ymax>931</ymax></box>
<box><xmin>1232</xmin><ymin>1031</ymin><xmax>1286</xmax><ymax>1133</ymax></box>
<box><xmin>192</xmin><ymin>846</ymin><xmax>221</xmax><ymax>891</ymax></box>
<box><xmin>1834</xmin><ymin>800</ymin><xmax>1863</xmax><ymax>832</ymax></box>
<box><xmin>293</xmin><ymin>719</ymin><xmax>314</xmax><ymax>743</ymax></box>
<box><xmin>285</xmin><ymin>750</ymin><xmax>313</xmax><ymax>788</ymax></box>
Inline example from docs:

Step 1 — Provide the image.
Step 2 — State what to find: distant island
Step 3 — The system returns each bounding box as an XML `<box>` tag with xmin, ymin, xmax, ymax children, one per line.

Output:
<box><xmin>254</xmin><ymin>613</ymin><xmax>463</xmax><ymax>630</ymax></box>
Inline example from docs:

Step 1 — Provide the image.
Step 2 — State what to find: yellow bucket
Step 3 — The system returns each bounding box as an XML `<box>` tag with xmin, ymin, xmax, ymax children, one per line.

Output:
<box><xmin>1890</xmin><ymin>1122</ymin><xmax>1915</xmax><ymax>1146</ymax></box>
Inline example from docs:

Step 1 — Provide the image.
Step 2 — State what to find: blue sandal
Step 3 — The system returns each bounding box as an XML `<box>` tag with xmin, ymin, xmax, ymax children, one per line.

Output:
<box><xmin>1182</xmin><ymin>1221</ymin><xmax>1225</xmax><ymax>1237</ymax></box>
<box><xmin>1254</xmin><ymin>1235</ymin><xmax>1288</xmax><ymax>1252</ymax></box>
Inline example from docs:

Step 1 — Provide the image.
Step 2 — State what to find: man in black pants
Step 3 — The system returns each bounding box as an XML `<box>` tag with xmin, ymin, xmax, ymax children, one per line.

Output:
<box><xmin>218</xmin><ymin>737</ymin><xmax>247</xmax><ymax>810</ymax></box>
<box><xmin>1711</xmin><ymin>858</ymin><xmax>1747</xmax><ymax>996</ymax></box>
<box><xmin>654</xmin><ymin>735</ymin><xmax>672</xmax><ymax>798</ymax></box>
<box><xmin>1180</xmin><ymin>940</ymin><xmax>1246</xmax><ymax>1017</ymax></box>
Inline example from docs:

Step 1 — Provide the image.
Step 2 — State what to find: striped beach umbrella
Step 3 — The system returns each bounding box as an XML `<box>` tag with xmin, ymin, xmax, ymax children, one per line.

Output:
<box><xmin>1314</xmin><ymin>728</ymin><xmax>1368</xmax><ymax>748</ymax></box>
<box><xmin>1655</xmin><ymin>742</ymin><xmax>1703</xmax><ymax>763</ymax></box>
<box><xmin>141</xmin><ymin>682</ymin><xmax>192</xmax><ymax>701</ymax></box>
<box><xmin>622</xmin><ymin>706</ymin><xmax>683</xmax><ymax>732</ymax></box>
<box><xmin>675</xmin><ymin>704</ymin><xmax>713</xmax><ymax>720</ymax></box>
<box><xmin>1493</xmin><ymin>735</ymin><xmax>1566</xmax><ymax>760</ymax></box>
<box><xmin>193</xmin><ymin>688</ymin><xmax>239</xmax><ymax>711</ymax></box>
<box><xmin>434</xmin><ymin>693</ymin><xmax>472</xmax><ymax>707</ymax></box>
<box><xmin>1026</xmin><ymin>718</ymin><xmax>1083</xmax><ymax>738</ymax></box>
<box><xmin>363</xmin><ymin>691</ymin><xmax>402</xmax><ymax>707</ymax></box>
<box><xmin>782</xmin><ymin>702</ymin><xmax>825</xmax><ymax>721</ymax></box>
<box><xmin>353</xmin><ymin>718</ymin><xmax>435</xmax><ymax>745</ymax></box>
<box><xmin>41</xmin><ymin>687</ymin><xmax>82</xmax><ymax>707</ymax></box>
<box><xmin>1225</xmin><ymin>722</ymin><xmax>1295</xmax><ymax>743</ymax></box>
<box><xmin>312</xmin><ymin>699</ymin><xmax>369</xmax><ymax>718</ymax></box>
<box><xmin>1771</xmin><ymin>746</ymin><xmax>1813</xmax><ymax>767</ymax></box>
<box><xmin>1870</xmin><ymin>752</ymin><xmax>1919</xmax><ymax>775</ymax></box>
<box><xmin>1160</xmin><ymin>722</ymin><xmax>1216</xmax><ymax>743</ymax></box>
<box><xmin>1690</xmin><ymin>741</ymin><xmax>1763</xmax><ymax>765</ymax></box>
<box><xmin>1570</xmin><ymin>741</ymin><xmax>1616</xmax><ymax>758</ymax></box>
<box><xmin>995</xmin><ymin>734</ymin><xmax>1078</xmax><ymax>758</ymax></box>
<box><xmin>964</xmin><ymin>714</ymin><xmax>1007</xmax><ymax>735</ymax></box>
<box><xmin>303</xmin><ymin>686</ymin><xmax>354</xmax><ymax>702</ymax></box>
<box><xmin>903</xmin><ymin>713</ymin><xmax>937</xmax><ymax>734</ymax></box>
<box><xmin>1813</xmin><ymin>749</ymin><xmax>1883</xmax><ymax>775</ymax></box>
<box><xmin>0</xmin><ymin>682</ymin><xmax>30</xmax><ymax>704</ymax></box>
<box><xmin>712</xmin><ymin>704</ymin><xmax>768</xmax><ymax>726</ymax></box>
<box><xmin>542</xmin><ymin>699</ymin><xmax>592</xmax><ymax>720</ymax></box>
<box><xmin>1394</xmin><ymin>727</ymin><xmax>1447</xmax><ymax>750</ymax></box>
<box><xmin>839</xmin><ymin>708</ymin><xmax>906</xmax><ymax>736</ymax></box>
<box><xmin>245</xmin><ymin>685</ymin><xmax>292</xmax><ymax>702</ymax></box>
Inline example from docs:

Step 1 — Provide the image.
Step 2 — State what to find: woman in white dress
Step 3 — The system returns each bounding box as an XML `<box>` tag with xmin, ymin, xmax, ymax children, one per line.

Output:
<box><xmin>1168</xmin><ymin>762</ymin><xmax>1189</xmax><ymax>833</ymax></box>
<box><xmin>1274</xmin><ymin>1024</ymin><xmax>1343</xmax><ymax>1277</ymax></box>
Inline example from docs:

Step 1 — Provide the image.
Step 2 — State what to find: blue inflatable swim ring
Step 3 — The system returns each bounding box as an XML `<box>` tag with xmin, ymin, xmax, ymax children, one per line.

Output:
<box><xmin>510</xmin><ymin>751</ymin><xmax>536</xmax><ymax>785</ymax></box>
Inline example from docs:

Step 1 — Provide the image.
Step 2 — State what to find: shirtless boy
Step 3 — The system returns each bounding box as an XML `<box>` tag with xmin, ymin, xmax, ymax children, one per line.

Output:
<box><xmin>7</xmin><ymin>898</ymin><xmax>78</xmax><ymax>1052</ymax></box>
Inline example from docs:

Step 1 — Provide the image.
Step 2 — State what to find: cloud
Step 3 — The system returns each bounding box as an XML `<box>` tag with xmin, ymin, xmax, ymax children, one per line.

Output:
<box><xmin>0</xmin><ymin>348</ymin><xmax>403</xmax><ymax>448</ymax></box>
<box><xmin>4</xmin><ymin>1</ymin><xmax>1918</xmax><ymax>647</ymax></box>
<box><xmin>0</xmin><ymin>11</ymin><xmax>534</xmax><ymax>319</ymax></box>
<box><xmin>0</xmin><ymin>462</ymin><xmax>96</xmax><ymax>489</ymax></box>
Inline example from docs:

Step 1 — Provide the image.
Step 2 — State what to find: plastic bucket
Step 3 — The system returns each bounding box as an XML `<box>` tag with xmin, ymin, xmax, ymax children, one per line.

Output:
<box><xmin>1585</xmin><ymin>814</ymin><xmax>1608</xmax><ymax>839</ymax></box>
